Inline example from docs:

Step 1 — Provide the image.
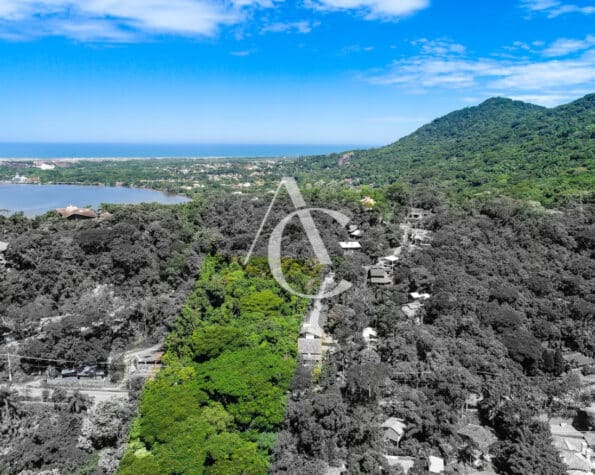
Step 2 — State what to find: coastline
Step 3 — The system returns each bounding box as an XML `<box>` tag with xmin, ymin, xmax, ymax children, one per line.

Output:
<box><xmin>0</xmin><ymin>142</ymin><xmax>369</xmax><ymax>161</ymax></box>
<box><xmin>0</xmin><ymin>156</ymin><xmax>282</xmax><ymax>161</ymax></box>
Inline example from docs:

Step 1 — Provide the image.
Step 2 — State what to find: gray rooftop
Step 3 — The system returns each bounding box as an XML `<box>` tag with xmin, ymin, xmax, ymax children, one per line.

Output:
<box><xmin>371</xmin><ymin>277</ymin><xmax>393</xmax><ymax>285</ymax></box>
<box><xmin>300</xmin><ymin>324</ymin><xmax>324</xmax><ymax>338</ymax></box>
<box><xmin>381</xmin><ymin>417</ymin><xmax>407</xmax><ymax>433</ymax></box>
<box><xmin>298</xmin><ymin>338</ymin><xmax>322</xmax><ymax>355</ymax></box>
<box><xmin>370</xmin><ymin>267</ymin><xmax>391</xmax><ymax>278</ymax></box>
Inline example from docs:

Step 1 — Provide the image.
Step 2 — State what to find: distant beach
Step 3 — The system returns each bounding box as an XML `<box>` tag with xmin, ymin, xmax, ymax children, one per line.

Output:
<box><xmin>0</xmin><ymin>143</ymin><xmax>366</xmax><ymax>160</ymax></box>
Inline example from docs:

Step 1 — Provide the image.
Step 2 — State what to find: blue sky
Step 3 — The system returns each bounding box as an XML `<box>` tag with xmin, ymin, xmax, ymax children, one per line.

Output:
<box><xmin>0</xmin><ymin>0</ymin><xmax>593</xmax><ymax>145</ymax></box>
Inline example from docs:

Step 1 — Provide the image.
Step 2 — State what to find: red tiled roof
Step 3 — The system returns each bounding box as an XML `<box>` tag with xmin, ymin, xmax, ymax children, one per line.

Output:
<box><xmin>56</xmin><ymin>206</ymin><xmax>98</xmax><ymax>219</ymax></box>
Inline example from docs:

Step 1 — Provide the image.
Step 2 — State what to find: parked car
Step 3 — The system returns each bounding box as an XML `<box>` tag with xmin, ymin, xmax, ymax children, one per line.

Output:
<box><xmin>60</xmin><ymin>368</ymin><xmax>77</xmax><ymax>378</ymax></box>
<box><xmin>77</xmin><ymin>365</ymin><xmax>106</xmax><ymax>379</ymax></box>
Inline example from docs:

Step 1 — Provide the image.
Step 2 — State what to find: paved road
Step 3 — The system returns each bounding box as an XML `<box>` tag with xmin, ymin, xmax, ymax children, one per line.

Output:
<box><xmin>3</xmin><ymin>382</ymin><xmax>128</xmax><ymax>407</ymax></box>
<box><xmin>303</xmin><ymin>273</ymin><xmax>335</xmax><ymax>331</ymax></box>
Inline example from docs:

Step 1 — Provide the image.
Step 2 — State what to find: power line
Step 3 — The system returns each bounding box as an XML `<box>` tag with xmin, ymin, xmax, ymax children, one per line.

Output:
<box><xmin>0</xmin><ymin>353</ymin><xmax>117</xmax><ymax>366</ymax></box>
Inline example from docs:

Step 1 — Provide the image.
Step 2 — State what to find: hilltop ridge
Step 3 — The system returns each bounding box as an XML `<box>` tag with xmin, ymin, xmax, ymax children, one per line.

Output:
<box><xmin>291</xmin><ymin>94</ymin><xmax>594</xmax><ymax>204</ymax></box>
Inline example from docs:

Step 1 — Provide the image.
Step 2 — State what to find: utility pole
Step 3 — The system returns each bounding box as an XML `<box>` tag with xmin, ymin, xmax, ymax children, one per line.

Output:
<box><xmin>6</xmin><ymin>354</ymin><xmax>12</xmax><ymax>383</ymax></box>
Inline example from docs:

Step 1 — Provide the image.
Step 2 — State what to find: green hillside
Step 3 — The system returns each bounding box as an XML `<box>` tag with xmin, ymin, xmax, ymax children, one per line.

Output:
<box><xmin>289</xmin><ymin>94</ymin><xmax>595</xmax><ymax>205</ymax></box>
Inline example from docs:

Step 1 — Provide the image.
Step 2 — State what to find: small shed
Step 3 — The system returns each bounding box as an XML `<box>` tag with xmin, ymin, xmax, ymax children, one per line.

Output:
<box><xmin>410</xmin><ymin>292</ymin><xmax>431</xmax><ymax>300</ymax></box>
<box><xmin>339</xmin><ymin>241</ymin><xmax>361</xmax><ymax>250</ymax></box>
<box><xmin>401</xmin><ymin>301</ymin><xmax>423</xmax><ymax>319</ymax></box>
<box><xmin>362</xmin><ymin>327</ymin><xmax>378</xmax><ymax>344</ymax></box>
<box><xmin>428</xmin><ymin>456</ymin><xmax>444</xmax><ymax>473</ymax></box>
<box><xmin>0</xmin><ymin>242</ymin><xmax>8</xmax><ymax>253</ymax></box>
<box><xmin>348</xmin><ymin>225</ymin><xmax>363</xmax><ymax>237</ymax></box>
<box><xmin>369</xmin><ymin>266</ymin><xmax>392</xmax><ymax>285</ymax></box>
<box><xmin>381</xmin><ymin>417</ymin><xmax>407</xmax><ymax>445</ymax></box>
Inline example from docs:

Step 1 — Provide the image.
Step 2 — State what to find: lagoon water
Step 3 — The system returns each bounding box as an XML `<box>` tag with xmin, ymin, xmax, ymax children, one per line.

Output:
<box><xmin>0</xmin><ymin>184</ymin><xmax>189</xmax><ymax>217</ymax></box>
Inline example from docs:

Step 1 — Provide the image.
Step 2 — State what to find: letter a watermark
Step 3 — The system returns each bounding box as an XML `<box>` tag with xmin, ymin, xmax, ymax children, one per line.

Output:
<box><xmin>244</xmin><ymin>177</ymin><xmax>352</xmax><ymax>299</ymax></box>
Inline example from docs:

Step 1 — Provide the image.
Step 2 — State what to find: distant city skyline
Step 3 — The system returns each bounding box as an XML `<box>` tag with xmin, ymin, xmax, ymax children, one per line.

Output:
<box><xmin>0</xmin><ymin>0</ymin><xmax>593</xmax><ymax>144</ymax></box>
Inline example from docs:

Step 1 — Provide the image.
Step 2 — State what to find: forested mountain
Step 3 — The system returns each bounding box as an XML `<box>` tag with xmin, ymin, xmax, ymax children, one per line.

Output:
<box><xmin>0</xmin><ymin>95</ymin><xmax>593</xmax><ymax>474</ymax></box>
<box><xmin>288</xmin><ymin>94</ymin><xmax>594</xmax><ymax>205</ymax></box>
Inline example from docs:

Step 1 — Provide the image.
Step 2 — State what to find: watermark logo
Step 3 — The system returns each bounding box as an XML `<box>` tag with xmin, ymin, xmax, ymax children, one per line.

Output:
<box><xmin>244</xmin><ymin>177</ymin><xmax>352</xmax><ymax>299</ymax></box>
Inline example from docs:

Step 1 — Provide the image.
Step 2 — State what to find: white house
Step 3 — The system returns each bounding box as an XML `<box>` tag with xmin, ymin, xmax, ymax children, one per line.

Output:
<box><xmin>362</xmin><ymin>327</ymin><xmax>378</xmax><ymax>344</ymax></box>
<box><xmin>379</xmin><ymin>255</ymin><xmax>399</xmax><ymax>267</ymax></box>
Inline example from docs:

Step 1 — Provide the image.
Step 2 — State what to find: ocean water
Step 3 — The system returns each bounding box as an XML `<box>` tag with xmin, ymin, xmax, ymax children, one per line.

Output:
<box><xmin>0</xmin><ymin>184</ymin><xmax>189</xmax><ymax>217</ymax></box>
<box><xmin>0</xmin><ymin>143</ymin><xmax>362</xmax><ymax>159</ymax></box>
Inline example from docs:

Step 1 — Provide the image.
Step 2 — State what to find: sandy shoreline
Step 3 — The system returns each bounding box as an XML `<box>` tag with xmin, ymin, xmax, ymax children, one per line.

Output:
<box><xmin>0</xmin><ymin>156</ymin><xmax>266</xmax><ymax>161</ymax></box>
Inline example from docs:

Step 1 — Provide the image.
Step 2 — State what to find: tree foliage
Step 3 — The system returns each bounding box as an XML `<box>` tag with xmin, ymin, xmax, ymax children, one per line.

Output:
<box><xmin>119</xmin><ymin>256</ymin><xmax>317</xmax><ymax>474</ymax></box>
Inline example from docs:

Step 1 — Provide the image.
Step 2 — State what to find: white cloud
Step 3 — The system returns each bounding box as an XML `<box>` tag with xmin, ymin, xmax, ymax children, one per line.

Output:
<box><xmin>521</xmin><ymin>0</ymin><xmax>595</xmax><ymax>17</ymax></box>
<box><xmin>543</xmin><ymin>35</ymin><xmax>595</xmax><ymax>56</ymax></box>
<box><xmin>0</xmin><ymin>0</ymin><xmax>279</xmax><ymax>41</ymax></box>
<box><xmin>230</xmin><ymin>49</ymin><xmax>254</xmax><ymax>56</ymax></box>
<box><xmin>46</xmin><ymin>19</ymin><xmax>139</xmax><ymax>42</ymax></box>
<box><xmin>340</xmin><ymin>44</ymin><xmax>375</xmax><ymax>54</ymax></box>
<box><xmin>547</xmin><ymin>3</ymin><xmax>595</xmax><ymax>16</ymax></box>
<box><xmin>508</xmin><ymin>93</ymin><xmax>577</xmax><ymax>106</ymax></box>
<box><xmin>307</xmin><ymin>0</ymin><xmax>429</xmax><ymax>19</ymax></box>
<box><xmin>489</xmin><ymin>59</ymin><xmax>595</xmax><ymax>89</ymax></box>
<box><xmin>412</xmin><ymin>38</ymin><xmax>465</xmax><ymax>55</ymax></box>
<box><xmin>368</xmin><ymin>57</ymin><xmax>498</xmax><ymax>88</ymax></box>
<box><xmin>522</xmin><ymin>0</ymin><xmax>563</xmax><ymax>11</ymax></box>
<box><xmin>261</xmin><ymin>20</ymin><xmax>316</xmax><ymax>34</ymax></box>
<box><xmin>365</xmin><ymin>40</ymin><xmax>595</xmax><ymax>106</ymax></box>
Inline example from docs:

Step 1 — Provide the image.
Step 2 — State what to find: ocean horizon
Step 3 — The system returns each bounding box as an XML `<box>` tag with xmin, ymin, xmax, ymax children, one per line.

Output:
<box><xmin>0</xmin><ymin>142</ymin><xmax>369</xmax><ymax>159</ymax></box>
